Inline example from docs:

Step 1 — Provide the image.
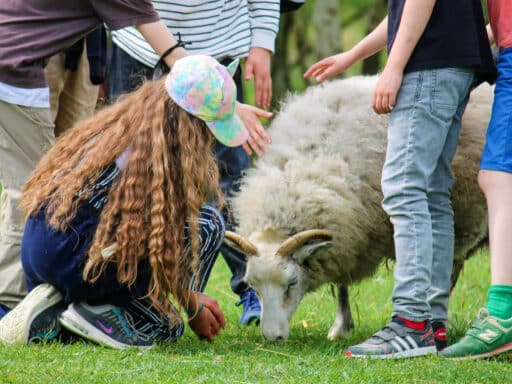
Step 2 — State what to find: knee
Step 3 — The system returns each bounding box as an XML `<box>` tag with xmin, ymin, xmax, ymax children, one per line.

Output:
<box><xmin>477</xmin><ymin>170</ymin><xmax>491</xmax><ymax>196</ymax></box>
<box><xmin>199</xmin><ymin>206</ymin><xmax>226</xmax><ymax>254</ymax></box>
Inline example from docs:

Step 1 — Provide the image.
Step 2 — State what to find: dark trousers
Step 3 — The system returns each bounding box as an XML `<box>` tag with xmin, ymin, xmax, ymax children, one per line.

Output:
<box><xmin>21</xmin><ymin>204</ymin><xmax>224</xmax><ymax>305</ymax></box>
<box><xmin>105</xmin><ymin>45</ymin><xmax>251</xmax><ymax>297</ymax></box>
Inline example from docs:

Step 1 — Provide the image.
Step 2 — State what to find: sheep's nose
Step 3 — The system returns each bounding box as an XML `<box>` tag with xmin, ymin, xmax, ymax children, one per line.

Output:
<box><xmin>274</xmin><ymin>336</ymin><xmax>284</xmax><ymax>342</ymax></box>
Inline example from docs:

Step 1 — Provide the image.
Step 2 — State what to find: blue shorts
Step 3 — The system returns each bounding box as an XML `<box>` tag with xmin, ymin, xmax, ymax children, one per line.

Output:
<box><xmin>480</xmin><ymin>46</ymin><xmax>512</xmax><ymax>172</ymax></box>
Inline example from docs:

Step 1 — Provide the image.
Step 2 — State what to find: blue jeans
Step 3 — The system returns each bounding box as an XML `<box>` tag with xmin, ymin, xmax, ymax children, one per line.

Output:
<box><xmin>105</xmin><ymin>45</ymin><xmax>153</xmax><ymax>104</ymax></box>
<box><xmin>382</xmin><ymin>68</ymin><xmax>475</xmax><ymax>322</ymax></box>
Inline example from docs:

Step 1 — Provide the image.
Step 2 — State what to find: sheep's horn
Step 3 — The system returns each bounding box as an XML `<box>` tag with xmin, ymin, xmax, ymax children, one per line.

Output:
<box><xmin>276</xmin><ymin>229</ymin><xmax>333</xmax><ymax>257</ymax></box>
<box><xmin>224</xmin><ymin>231</ymin><xmax>258</xmax><ymax>256</ymax></box>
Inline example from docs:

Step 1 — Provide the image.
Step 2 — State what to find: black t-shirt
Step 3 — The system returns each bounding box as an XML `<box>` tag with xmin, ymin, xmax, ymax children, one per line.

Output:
<box><xmin>387</xmin><ymin>0</ymin><xmax>496</xmax><ymax>83</ymax></box>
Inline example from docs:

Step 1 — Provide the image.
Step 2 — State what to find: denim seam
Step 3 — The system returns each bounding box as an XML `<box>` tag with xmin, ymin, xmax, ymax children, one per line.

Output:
<box><xmin>404</xmin><ymin>73</ymin><xmax>423</xmax><ymax>318</ymax></box>
<box><xmin>410</xmin><ymin>107</ymin><xmax>421</xmax><ymax>315</ymax></box>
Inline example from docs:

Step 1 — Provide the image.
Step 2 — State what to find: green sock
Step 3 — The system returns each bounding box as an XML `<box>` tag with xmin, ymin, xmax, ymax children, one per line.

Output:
<box><xmin>486</xmin><ymin>285</ymin><xmax>512</xmax><ymax>320</ymax></box>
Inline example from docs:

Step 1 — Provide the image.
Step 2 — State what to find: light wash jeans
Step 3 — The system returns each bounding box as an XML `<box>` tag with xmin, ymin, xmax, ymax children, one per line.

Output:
<box><xmin>381</xmin><ymin>68</ymin><xmax>475</xmax><ymax>322</ymax></box>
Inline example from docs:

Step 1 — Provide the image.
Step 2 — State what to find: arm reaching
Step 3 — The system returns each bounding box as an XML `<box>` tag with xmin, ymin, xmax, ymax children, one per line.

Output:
<box><xmin>304</xmin><ymin>17</ymin><xmax>388</xmax><ymax>82</ymax></box>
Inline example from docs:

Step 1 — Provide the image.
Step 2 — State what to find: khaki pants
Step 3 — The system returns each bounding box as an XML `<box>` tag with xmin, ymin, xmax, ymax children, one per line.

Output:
<box><xmin>0</xmin><ymin>44</ymin><xmax>99</xmax><ymax>309</ymax></box>
<box><xmin>44</xmin><ymin>42</ymin><xmax>99</xmax><ymax>137</ymax></box>
<box><xmin>0</xmin><ymin>101</ymin><xmax>55</xmax><ymax>308</ymax></box>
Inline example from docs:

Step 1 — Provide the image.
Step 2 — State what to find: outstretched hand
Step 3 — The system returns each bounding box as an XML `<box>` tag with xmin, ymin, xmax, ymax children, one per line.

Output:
<box><xmin>188</xmin><ymin>293</ymin><xmax>225</xmax><ymax>341</ymax></box>
<box><xmin>304</xmin><ymin>52</ymin><xmax>355</xmax><ymax>83</ymax></box>
<box><xmin>236</xmin><ymin>102</ymin><xmax>272</xmax><ymax>157</ymax></box>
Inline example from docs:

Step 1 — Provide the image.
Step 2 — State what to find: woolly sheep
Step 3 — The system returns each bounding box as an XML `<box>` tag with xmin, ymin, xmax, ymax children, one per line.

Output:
<box><xmin>224</xmin><ymin>75</ymin><xmax>492</xmax><ymax>341</ymax></box>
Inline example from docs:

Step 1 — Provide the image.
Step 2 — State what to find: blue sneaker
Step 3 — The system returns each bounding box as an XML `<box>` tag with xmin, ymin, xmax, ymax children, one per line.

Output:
<box><xmin>236</xmin><ymin>289</ymin><xmax>261</xmax><ymax>325</ymax></box>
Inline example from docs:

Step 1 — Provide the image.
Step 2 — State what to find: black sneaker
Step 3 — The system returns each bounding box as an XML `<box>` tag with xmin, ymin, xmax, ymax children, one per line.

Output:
<box><xmin>346</xmin><ymin>317</ymin><xmax>437</xmax><ymax>359</ymax></box>
<box><xmin>126</xmin><ymin>298</ymin><xmax>184</xmax><ymax>343</ymax></box>
<box><xmin>59</xmin><ymin>302</ymin><xmax>154</xmax><ymax>349</ymax></box>
<box><xmin>432</xmin><ymin>320</ymin><xmax>448</xmax><ymax>351</ymax></box>
<box><xmin>0</xmin><ymin>284</ymin><xmax>65</xmax><ymax>345</ymax></box>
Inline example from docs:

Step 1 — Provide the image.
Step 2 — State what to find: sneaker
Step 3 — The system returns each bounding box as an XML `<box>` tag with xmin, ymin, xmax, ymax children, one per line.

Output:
<box><xmin>236</xmin><ymin>289</ymin><xmax>261</xmax><ymax>325</ymax></box>
<box><xmin>345</xmin><ymin>317</ymin><xmax>437</xmax><ymax>359</ymax></box>
<box><xmin>441</xmin><ymin>308</ymin><xmax>512</xmax><ymax>359</ymax></box>
<box><xmin>59</xmin><ymin>302</ymin><xmax>154</xmax><ymax>349</ymax></box>
<box><xmin>432</xmin><ymin>320</ymin><xmax>448</xmax><ymax>351</ymax></box>
<box><xmin>0</xmin><ymin>284</ymin><xmax>65</xmax><ymax>345</ymax></box>
<box><xmin>126</xmin><ymin>298</ymin><xmax>184</xmax><ymax>343</ymax></box>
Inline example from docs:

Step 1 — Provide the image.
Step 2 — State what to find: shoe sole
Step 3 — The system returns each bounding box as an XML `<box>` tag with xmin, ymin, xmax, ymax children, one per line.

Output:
<box><xmin>59</xmin><ymin>304</ymin><xmax>153</xmax><ymax>350</ymax></box>
<box><xmin>347</xmin><ymin>345</ymin><xmax>438</xmax><ymax>359</ymax></box>
<box><xmin>0</xmin><ymin>284</ymin><xmax>63</xmax><ymax>345</ymax></box>
<box><xmin>448</xmin><ymin>342</ymin><xmax>512</xmax><ymax>360</ymax></box>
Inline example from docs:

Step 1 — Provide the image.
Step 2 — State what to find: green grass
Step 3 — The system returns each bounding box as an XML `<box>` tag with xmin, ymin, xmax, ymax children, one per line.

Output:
<box><xmin>1</xmin><ymin>247</ymin><xmax>510</xmax><ymax>384</ymax></box>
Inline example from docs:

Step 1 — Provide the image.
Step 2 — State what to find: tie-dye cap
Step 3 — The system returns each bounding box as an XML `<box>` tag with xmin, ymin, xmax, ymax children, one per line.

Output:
<box><xmin>165</xmin><ymin>55</ymin><xmax>249</xmax><ymax>147</ymax></box>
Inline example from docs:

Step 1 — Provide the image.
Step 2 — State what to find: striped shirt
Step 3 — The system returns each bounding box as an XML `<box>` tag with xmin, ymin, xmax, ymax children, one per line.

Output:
<box><xmin>111</xmin><ymin>0</ymin><xmax>280</xmax><ymax>68</ymax></box>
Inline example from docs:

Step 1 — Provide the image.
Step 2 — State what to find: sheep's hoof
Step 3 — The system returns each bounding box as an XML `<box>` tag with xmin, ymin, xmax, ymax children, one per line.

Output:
<box><xmin>327</xmin><ymin>325</ymin><xmax>351</xmax><ymax>340</ymax></box>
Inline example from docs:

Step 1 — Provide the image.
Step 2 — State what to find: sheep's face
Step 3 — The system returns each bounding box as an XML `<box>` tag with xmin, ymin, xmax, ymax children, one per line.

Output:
<box><xmin>224</xmin><ymin>230</ymin><xmax>332</xmax><ymax>341</ymax></box>
<box><xmin>245</xmin><ymin>251</ymin><xmax>307</xmax><ymax>342</ymax></box>
<box><xmin>236</xmin><ymin>230</ymin><xmax>331</xmax><ymax>341</ymax></box>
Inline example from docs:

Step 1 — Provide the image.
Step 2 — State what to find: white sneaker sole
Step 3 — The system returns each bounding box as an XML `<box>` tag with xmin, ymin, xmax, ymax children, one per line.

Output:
<box><xmin>0</xmin><ymin>284</ymin><xmax>63</xmax><ymax>345</ymax></box>
<box><xmin>348</xmin><ymin>345</ymin><xmax>438</xmax><ymax>359</ymax></box>
<box><xmin>59</xmin><ymin>303</ymin><xmax>153</xmax><ymax>350</ymax></box>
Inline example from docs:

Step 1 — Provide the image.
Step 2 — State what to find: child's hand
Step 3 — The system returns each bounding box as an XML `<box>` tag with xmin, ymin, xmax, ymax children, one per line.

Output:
<box><xmin>188</xmin><ymin>293</ymin><xmax>225</xmax><ymax>341</ymax></box>
<box><xmin>304</xmin><ymin>52</ymin><xmax>355</xmax><ymax>82</ymax></box>
<box><xmin>236</xmin><ymin>102</ymin><xmax>272</xmax><ymax>157</ymax></box>
<box><xmin>244</xmin><ymin>47</ymin><xmax>272</xmax><ymax>109</ymax></box>
<box><xmin>372</xmin><ymin>65</ymin><xmax>403</xmax><ymax>114</ymax></box>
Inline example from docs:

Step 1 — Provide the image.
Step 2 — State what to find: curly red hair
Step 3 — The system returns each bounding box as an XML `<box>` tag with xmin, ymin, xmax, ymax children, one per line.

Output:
<box><xmin>21</xmin><ymin>78</ymin><xmax>223</xmax><ymax>316</ymax></box>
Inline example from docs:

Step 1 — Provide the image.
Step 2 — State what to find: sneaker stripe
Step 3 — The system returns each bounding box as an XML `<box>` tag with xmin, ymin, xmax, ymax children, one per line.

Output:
<box><xmin>395</xmin><ymin>336</ymin><xmax>412</xmax><ymax>350</ymax></box>
<box><xmin>390</xmin><ymin>339</ymin><xmax>404</xmax><ymax>352</ymax></box>
<box><xmin>405</xmin><ymin>335</ymin><xmax>419</xmax><ymax>349</ymax></box>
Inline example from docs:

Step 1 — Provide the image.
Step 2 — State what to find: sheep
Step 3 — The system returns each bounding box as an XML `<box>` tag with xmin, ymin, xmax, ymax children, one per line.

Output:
<box><xmin>224</xmin><ymin>75</ymin><xmax>492</xmax><ymax>342</ymax></box>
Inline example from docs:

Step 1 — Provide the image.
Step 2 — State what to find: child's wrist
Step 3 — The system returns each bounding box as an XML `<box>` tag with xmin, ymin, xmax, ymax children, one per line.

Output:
<box><xmin>186</xmin><ymin>302</ymin><xmax>205</xmax><ymax>318</ymax></box>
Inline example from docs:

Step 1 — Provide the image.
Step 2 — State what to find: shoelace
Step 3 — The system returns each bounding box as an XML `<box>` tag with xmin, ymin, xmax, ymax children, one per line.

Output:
<box><xmin>467</xmin><ymin>308</ymin><xmax>491</xmax><ymax>337</ymax></box>
<box><xmin>236</xmin><ymin>290</ymin><xmax>260</xmax><ymax>311</ymax></box>
<box><xmin>111</xmin><ymin>308</ymin><xmax>141</xmax><ymax>340</ymax></box>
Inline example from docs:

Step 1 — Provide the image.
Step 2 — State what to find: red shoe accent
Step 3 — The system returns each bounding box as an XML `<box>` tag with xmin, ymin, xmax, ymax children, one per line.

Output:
<box><xmin>345</xmin><ymin>350</ymin><xmax>352</xmax><ymax>357</ymax></box>
<box><xmin>434</xmin><ymin>327</ymin><xmax>447</xmax><ymax>341</ymax></box>
<box><xmin>396</xmin><ymin>316</ymin><xmax>427</xmax><ymax>331</ymax></box>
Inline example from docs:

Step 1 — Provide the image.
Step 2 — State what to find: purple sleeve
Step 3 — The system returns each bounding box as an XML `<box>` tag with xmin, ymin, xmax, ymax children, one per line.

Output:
<box><xmin>90</xmin><ymin>0</ymin><xmax>160</xmax><ymax>30</ymax></box>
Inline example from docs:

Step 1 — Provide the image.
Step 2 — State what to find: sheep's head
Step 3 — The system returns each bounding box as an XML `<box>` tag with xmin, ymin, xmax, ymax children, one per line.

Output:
<box><xmin>224</xmin><ymin>229</ymin><xmax>333</xmax><ymax>341</ymax></box>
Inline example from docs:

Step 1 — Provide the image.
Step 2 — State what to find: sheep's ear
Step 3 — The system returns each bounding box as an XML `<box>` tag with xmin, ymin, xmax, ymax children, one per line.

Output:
<box><xmin>291</xmin><ymin>241</ymin><xmax>332</xmax><ymax>264</ymax></box>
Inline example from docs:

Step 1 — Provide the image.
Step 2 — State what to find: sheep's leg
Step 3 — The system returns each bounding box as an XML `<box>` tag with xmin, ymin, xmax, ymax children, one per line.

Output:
<box><xmin>327</xmin><ymin>285</ymin><xmax>354</xmax><ymax>340</ymax></box>
<box><xmin>450</xmin><ymin>258</ymin><xmax>465</xmax><ymax>292</ymax></box>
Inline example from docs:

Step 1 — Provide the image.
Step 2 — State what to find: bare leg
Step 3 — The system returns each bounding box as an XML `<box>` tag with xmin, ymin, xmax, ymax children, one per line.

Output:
<box><xmin>478</xmin><ymin>170</ymin><xmax>512</xmax><ymax>285</ymax></box>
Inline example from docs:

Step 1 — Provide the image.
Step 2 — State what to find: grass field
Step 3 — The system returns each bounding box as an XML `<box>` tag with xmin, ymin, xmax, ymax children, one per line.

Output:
<box><xmin>1</xmin><ymin>247</ymin><xmax>510</xmax><ymax>384</ymax></box>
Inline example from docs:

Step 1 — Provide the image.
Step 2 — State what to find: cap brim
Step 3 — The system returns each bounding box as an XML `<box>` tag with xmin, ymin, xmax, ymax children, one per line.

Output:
<box><xmin>205</xmin><ymin>112</ymin><xmax>248</xmax><ymax>147</ymax></box>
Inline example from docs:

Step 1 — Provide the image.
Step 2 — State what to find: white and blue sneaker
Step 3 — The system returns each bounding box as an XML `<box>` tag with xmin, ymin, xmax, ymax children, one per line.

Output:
<box><xmin>0</xmin><ymin>284</ymin><xmax>65</xmax><ymax>345</ymax></box>
<box><xmin>59</xmin><ymin>302</ymin><xmax>154</xmax><ymax>349</ymax></box>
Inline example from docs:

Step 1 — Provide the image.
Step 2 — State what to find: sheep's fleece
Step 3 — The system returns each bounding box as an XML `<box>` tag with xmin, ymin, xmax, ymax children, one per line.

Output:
<box><xmin>229</xmin><ymin>75</ymin><xmax>491</xmax><ymax>341</ymax></box>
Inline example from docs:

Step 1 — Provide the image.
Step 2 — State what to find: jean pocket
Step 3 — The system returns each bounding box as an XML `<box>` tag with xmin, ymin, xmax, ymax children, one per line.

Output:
<box><xmin>430</xmin><ymin>68</ymin><xmax>474</xmax><ymax>121</ymax></box>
